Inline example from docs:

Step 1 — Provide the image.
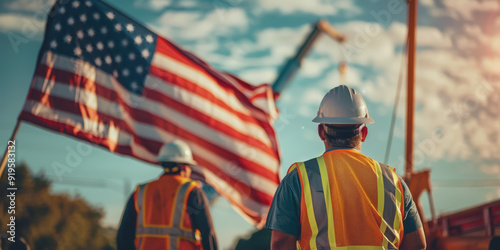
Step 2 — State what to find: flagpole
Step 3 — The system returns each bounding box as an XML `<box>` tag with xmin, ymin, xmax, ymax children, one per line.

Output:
<box><xmin>0</xmin><ymin>120</ymin><xmax>21</xmax><ymax>179</ymax></box>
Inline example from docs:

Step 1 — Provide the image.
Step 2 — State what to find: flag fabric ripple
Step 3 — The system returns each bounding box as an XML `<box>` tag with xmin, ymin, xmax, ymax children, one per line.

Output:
<box><xmin>19</xmin><ymin>0</ymin><xmax>281</xmax><ymax>227</ymax></box>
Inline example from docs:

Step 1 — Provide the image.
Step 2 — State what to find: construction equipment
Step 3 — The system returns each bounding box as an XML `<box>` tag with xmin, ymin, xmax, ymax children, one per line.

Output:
<box><xmin>273</xmin><ymin>3</ymin><xmax>500</xmax><ymax>249</ymax></box>
<box><xmin>403</xmin><ymin>1</ymin><xmax>499</xmax><ymax>248</ymax></box>
<box><xmin>272</xmin><ymin>20</ymin><xmax>345</xmax><ymax>94</ymax></box>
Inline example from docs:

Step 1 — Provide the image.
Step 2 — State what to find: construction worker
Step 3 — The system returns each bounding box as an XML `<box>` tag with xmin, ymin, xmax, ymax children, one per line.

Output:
<box><xmin>265</xmin><ymin>85</ymin><xmax>426</xmax><ymax>249</ymax></box>
<box><xmin>117</xmin><ymin>140</ymin><xmax>218</xmax><ymax>250</ymax></box>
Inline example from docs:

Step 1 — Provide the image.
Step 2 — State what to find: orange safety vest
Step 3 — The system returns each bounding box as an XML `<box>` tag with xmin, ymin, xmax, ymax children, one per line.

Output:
<box><xmin>288</xmin><ymin>149</ymin><xmax>405</xmax><ymax>250</ymax></box>
<box><xmin>134</xmin><ymin>175</ymin><xmax>202</xmax><ymax>250</ymax></box>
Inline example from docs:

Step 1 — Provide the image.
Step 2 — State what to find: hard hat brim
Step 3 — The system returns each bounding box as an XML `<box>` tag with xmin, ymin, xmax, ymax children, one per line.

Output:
<box><xmin>156</xmin><ymin>156</ymin><xmax>198</xmax><ymax>166</ymax></box>
<box><xmin>312</xmin><ymin>116</ymin><xmax>374</xmax><ymax>124</ymax></box>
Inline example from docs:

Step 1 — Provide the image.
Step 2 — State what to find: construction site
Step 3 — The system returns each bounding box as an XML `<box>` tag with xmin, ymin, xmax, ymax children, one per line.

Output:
<box><xmin>0</xmin><ymin>0</ymin><xmax>499</xmax><ymax>249</ymax></box>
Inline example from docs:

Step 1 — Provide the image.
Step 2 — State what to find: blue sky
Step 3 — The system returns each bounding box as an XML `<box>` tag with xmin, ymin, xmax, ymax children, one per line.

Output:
<box><xmin>1</xmin><ymin>0</ymin><xmax>500</xmax><ymax>248</ymax></box>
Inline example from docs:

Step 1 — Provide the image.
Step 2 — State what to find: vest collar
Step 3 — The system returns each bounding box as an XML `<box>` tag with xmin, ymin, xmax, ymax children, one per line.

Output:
<box><xmin>325</xmin><ymin>146</ymin><xmax>360</xmax><ymax>153</ymax></box>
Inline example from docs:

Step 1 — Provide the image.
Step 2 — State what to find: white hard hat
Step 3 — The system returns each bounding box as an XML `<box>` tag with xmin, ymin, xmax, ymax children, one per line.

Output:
<box><xmin>312</xmin><ymin>85</ymin><xmax>374</xmax><ymax>124</ymax></box>
<box><xmin>156</xmin><ymin>140</ymin><xmax>197</xmax><ymax>165</ymax></box>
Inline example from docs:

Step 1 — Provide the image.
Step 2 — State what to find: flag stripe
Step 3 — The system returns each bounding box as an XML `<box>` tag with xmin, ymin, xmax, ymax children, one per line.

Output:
<box><xmin>192</xmin><ymin>168</ymin><xmax>267</xmax><ymax>224</ymax></box>
<box><xmin>154</xmin><ymin>37</ymin><xmax>273</xmax><ymax>116</ymax></box>
<box><xmin>142</xmin><ymin>80</ymin><xmax>276</xmax><ymax>153</ymax></box>
<box><xmin>21</xmin><ymin>98</ymin><xmax>277</xmax><ymax>204</ymax></box>
<box><xmin>22</xmin><ymin>0</ymin><xmax>280</xmax><ymax>226</ymax></box>
<box><xmin>20</xmin><ymin>104</ymin><xmax>157</xmax><ymax>161</ymax></box>
<box><xmin>34</xmin><ymin>55</ymin><xmax>279</xmax><ymax>164</ymax></box>
<box><xmin>27</xmin><ymin>63</ymin><xmax>279</xmax><ymax>193</ymax></box>
<box><xmin>33</xmin><ymin>54</ymin><xmax>280</xmax><ymax>174</ymax></box>
<box><xmin>150</xmin><ymin>50</ymin><xmax>272</xmax><ymax>123</ymax></box>
<box><xmin>28</xmin><ymin>72</ymin><xmax>280</xmax><ymax>185</ymax></box>
<box><xmin>20</xmin><ymin>104</ymin><xmax>276</xmax><ymax>209</ymax></box>
<box><xmin>34</xmin><ymin>63</ymin><xmax>278</xmax><ymax>159</ymax></box>
<box><xmin>148</xmin><ymin>65</ymin><xmax>277</xmax><ymax>145</ymax></box>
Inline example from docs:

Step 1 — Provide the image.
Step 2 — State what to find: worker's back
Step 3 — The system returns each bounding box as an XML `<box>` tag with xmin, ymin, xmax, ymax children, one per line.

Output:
<box><xmin>134</xmin><ymin>175</ymin><xmax>201</xmax><ymax>250</ymax></box>
<box><xmin>290</xmin><ymin>148</ymin><xmax>404</xmax><ymax>249</ymax></box>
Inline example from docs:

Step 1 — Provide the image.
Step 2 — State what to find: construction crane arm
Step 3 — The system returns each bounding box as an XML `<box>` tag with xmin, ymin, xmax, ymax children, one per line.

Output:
<box><xmin>271</xmin><ymin>20</ymin><xmax>345</xmax><ymax>94</ymax></box>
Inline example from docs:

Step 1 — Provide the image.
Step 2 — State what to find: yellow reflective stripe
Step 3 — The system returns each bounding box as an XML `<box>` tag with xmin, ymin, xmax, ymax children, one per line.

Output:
<box><xmin>298</xmin><ymin>162</ymin><xmax>318</xmax><ymax>250</ymax></box>
<box><xmin>180</xmin><ymin>182</ymin><xmax>197</xmax><ymax>231</ymax></box>
<box><xmin>391</xmin><ymin>172</ymin><xmax>403</xmax><ymax>245</ymax></box>
<box><xmin>374</xmin><ymin>161</ymin><xmax>388</xmax><ymax>248</ymax></box>
<box><xmin>317</xmin><ymin>157</ymin><xmax>336</xmax><ymax>247</ymax></box>
<box><xmin>287</xmin><ymin>163</ymin><xmax>298</xmax><ymax>174</ymax></box>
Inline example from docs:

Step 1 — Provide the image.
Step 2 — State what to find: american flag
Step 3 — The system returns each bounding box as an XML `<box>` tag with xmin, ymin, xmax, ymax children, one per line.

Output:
<box><xmin>19</xmin><ymin>0</ymin><xmax>280</xmax><ymax>227</ymax></box>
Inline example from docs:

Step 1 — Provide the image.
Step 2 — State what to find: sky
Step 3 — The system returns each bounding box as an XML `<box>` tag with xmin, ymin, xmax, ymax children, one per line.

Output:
<box><xmin>1</xmin><ymin>0</ymin><xmax>500</xmax><ymax>248</ymax></box>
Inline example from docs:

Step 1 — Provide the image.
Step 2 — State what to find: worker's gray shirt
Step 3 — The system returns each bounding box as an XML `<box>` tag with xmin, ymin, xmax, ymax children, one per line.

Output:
<box><xmin>265</xmin><ymin>147</ymin><xmax>423</xmax><ymax>238</ymax></box>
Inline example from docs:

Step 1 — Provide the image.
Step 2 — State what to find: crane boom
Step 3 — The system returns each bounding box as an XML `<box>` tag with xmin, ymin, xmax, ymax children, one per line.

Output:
<box><xmin>272</xmin><ymin>20</ymin><xmax>345</xmax><ymax>94</ymax></box>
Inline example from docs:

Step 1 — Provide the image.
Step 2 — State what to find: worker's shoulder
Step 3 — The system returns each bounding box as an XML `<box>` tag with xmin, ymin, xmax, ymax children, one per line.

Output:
<box><xmin>284</xmin><ymin>161</ymin><xmax>307</xmax><ymax>181</ymax></box>
<box><xmin>286</xmin><ymin>154</ymin><xmax>325</xmax><ymax>175</ymax></box>
<box><xmin>376</xmin><ymin>161</ymin><xmax>396</xmax><ymax>172</ymax></box>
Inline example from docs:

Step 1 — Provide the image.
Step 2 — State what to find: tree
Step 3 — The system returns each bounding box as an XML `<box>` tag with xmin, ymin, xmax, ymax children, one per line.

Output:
<box><xmin>0</xmin><ymin>163</ymin><xmax>114</xmax><ymax>250</ymax></box>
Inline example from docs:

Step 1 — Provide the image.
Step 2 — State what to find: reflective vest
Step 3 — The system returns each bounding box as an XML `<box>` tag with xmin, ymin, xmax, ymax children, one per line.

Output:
<box><xmin>134</xmin><ymin>175</ymin><xmax>202</xmax><ymax>250</ymax></box>
<box><xmin>288</xmin><ymin>149</ymin><xmax>405</xmax><ymax>250</ymax></box>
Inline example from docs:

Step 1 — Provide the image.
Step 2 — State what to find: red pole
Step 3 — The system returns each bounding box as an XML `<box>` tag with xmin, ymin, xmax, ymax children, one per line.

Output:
<box><xmin>405</xmin><ymin>0</ymin><xmax>417</xmax><ymax>178</ymax></box>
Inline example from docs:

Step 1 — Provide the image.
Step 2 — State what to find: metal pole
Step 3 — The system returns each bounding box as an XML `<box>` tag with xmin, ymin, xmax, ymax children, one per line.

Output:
<box><xmin>405</xmin><ymin>0</ymin><xmax>417</xmax><ymax>178</ymax></box>
<box><xmin>0</xmin><ymin>121</ymin><xmax>21</xmax><ymax>179</ymax></box>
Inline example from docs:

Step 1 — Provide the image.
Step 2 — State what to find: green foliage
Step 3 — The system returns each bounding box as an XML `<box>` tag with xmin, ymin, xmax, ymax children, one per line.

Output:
<box><xmin>0</xmin><ymin>163</ymin><xmax>115</xmax><ymax>249</ymax></box>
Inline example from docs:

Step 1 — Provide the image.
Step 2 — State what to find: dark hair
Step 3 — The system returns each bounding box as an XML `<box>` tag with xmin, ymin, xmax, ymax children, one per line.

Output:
<box><xmin>160</xmin><ymin>162</ymin><xmax>183</xmax><ymax>175</ymax></box>
<box><xmin>160</xmin><ymin>162</ymin><xmax>181</xmax><ymax>168</ymax></box>
<box><xmin>323</xmin><ymin>125</ymin><xmax>363</xmax><ymax>148</ymax></box>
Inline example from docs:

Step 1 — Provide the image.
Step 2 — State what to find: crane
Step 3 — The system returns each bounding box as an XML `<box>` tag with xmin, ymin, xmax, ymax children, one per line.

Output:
<box><xmin>271</xmin><ymin>19</ymin><xmax>345</xmax><ymax>94</ymax></box>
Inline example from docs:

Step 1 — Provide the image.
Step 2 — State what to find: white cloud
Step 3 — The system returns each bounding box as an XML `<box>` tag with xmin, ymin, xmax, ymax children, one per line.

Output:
<box><xmin>134</xmin><ymin>0</ymin><xmax>171</xmax><ymax>10</ymax></box>
<box><xmin>409</xmin><ymin>48</ymin><xmax>500</xmax><ymax>162</ymax></box>
<box><xmin>481</xmin><ymin>57</ymin><xmax>500</xmax><ymax>76</ymax></box>
<box><xmin>462</xmin><ymin>24</ymin><xmax>500</xmax><ymax>56</ymax></box>
<box><xmin>277</xmin><ymin>20</ymin><xmax>500</xmax><ymax>164</ymax></box>
<box><xmin>257</xmin><ymin>0</ymin><xmax>336</xmax><ymax>15</ymax></box>
<box><xmin>464</xmin><ymin>24</ymin><xmax>488</xmax><ymax>44</ymax></box>
<box><xmin>301</xmin><ymin>58</ymin><xmax>331</xmax><ymax>78</ymax></box>
<box><xmin>151</xmin><ymin>8</ymin><xmax>249</xmax><ymax>40</ymax></box>
<box><xmin>0</xmin><ymin>13</ymin><xmax>45</xmax><ymax>36</ymax></box>
<box><xmin>440</xmin><ymin>0</ymin><xmax>499</xmax><ymax>20</ymax></box>
<box><xmin>134</xmin><ymin>0</ymin><xmax>199</xmax><ymax>10</ymax></box>
<box><xmin>455</xmin><ymin>35</ymin><xmax>476</xmax><ymax>50</ymax></box>
<box><xmin>254</xmin><ymin>25</ymin><xmax>310</xmax><ymax>59</ymax></box>
<box><xmin>193</xmin><ymin>25</ymin><xmax>311</xmax><ymax>71</ymax></box>
<box><xmin>488</xmin><ymin>35</ymin><xmax>500</xmax><ymax>54</ymax></box>
<box><xmin>495</xmin><ymin>16</ymin><xmax>500</xmax><ymax>28</ymax></box>
<box><xmin>337</xmin><ymin>21</ymin><xmax>396</xmax><ymax>66</ymax></box>
<box><xmin>256</xmin><ymin>0</ymin><xmax>361</xmax><ymax>15</ymax></box>
<box><xmin>388</xmin><ymin>22</ymin><xmax>452</xmax><ymax>48</ymax></box>
<box><xmin>332</xmin><ymin>1</ymin><xmax>363</xmax><ymax>16</ymax></box>
<box><xmin>293</xmin><ymin>87</ymin><xmax>324</xmax><ymax>117</ymax></box>
<box><xmin>481</xmin><ymin>164</ymin><xmax>500</xmax><ymax>176</ymax></box>
<box><xmin>417</xmin><ymin>26</ymin><xmax>453</xmax><ymax>48</ymax></box>
<box><xmin>239</xmin><ymin>68</ymin><xmax>277</xmax><ymax>84</ymax></box>
<box><xmin>420</xmin><ymin>0</ymin><xmax>434</xmax><ymax>6</ymax></box>
<box><xmin>302</xmin><ymin>88</ymin><xmax>325</xmax><ymax>105</ymax></box>
<box><xmin>149</xmin><ymin>14</ymin><xmax>500</xmax><ymax>165</ymax></box>
<box><xmin>5</xmin><ymin>0</ymin><xmax>54</xmax><ymax>12</ymax></box>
